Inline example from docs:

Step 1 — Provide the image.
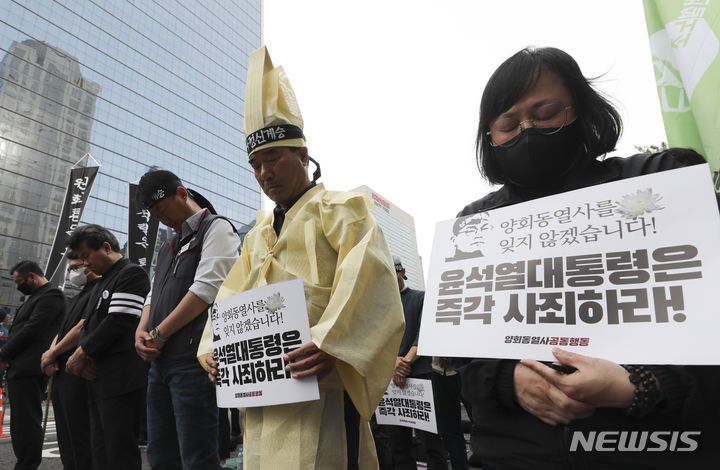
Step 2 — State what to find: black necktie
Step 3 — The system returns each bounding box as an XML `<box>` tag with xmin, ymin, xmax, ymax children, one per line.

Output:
<box><xmin>273</xmin><ymin>206</ymin><xmax>285</xmax><ymax>236</ymax></box>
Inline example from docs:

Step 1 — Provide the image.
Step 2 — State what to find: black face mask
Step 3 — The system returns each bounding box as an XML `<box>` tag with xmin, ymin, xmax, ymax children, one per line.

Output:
<box><xmin>493</xmin><ymin>120</ymin><xmax>585</xmax><ymax>188</ymax></box>
<box><xmin>16</xmin><ymin>281</ymin><xmax>32</xmax><ymax>295</ymax></box>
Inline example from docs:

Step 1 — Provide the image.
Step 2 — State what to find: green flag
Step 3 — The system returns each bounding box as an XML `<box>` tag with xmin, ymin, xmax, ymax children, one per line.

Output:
<box><xmin>643</xmin><ymin>0</ymin><xmax>720</xmax><ymax>191</ymax></box>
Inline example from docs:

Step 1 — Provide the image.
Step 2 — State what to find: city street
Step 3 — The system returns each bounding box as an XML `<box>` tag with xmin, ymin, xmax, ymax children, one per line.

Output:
<box><xmin>0</xmin><ymin>403</ymin><xmax>477</xmax><ymax>469</ymax></box>
<box><xmin>0</xmin><ymin>403</ymin><xmax>151</xmax><ymax>470</ymax></box>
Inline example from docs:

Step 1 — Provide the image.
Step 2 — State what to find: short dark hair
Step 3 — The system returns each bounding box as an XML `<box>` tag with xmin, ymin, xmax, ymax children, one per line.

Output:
<box><xmin>68</xmin><ymin>224</ymin><xmax>121</xmax><ymax>252</ymax></box>
<box><xmin>136</xmin><ymin>170</ymin><xmax>183</xmax><ymax>210</ymax></box>
<box><xmin>10</xmin><ymin>260</ymin><xmax>44</xmax><ymax>278</ymax></box>
<box><xmin>475</xmin><ymin>46</ymin><xmax>623</xmax><ymax>185</ymax></box>
<box><xmin>0</xmin><ymin>306</ymin><xmax>9</xmax><ymax>322</ymax></box>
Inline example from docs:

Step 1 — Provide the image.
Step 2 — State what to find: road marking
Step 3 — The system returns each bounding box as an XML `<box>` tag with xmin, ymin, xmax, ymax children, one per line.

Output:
<box><xmin>42</xmin><ymin>420</ymin><xmax>60</xmax><ymax>458</ymax></box>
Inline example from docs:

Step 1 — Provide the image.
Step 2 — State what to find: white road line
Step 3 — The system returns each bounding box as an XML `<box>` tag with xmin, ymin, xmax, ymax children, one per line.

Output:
<box><xmin>42</xmin><ymin>419</ymin><xmax>61</xmax><ymax>458</ymax></box>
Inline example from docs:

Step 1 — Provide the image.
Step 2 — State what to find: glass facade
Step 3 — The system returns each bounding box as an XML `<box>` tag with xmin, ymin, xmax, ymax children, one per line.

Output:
<box><xmin>0</xmin><ymin>1</ymin><xmax>262</xmax><ymax>309</ymax></box>
<box><xmin>353</xmin><ymin>185</ymin><xmax>425</xmax><ymax>290</ymax></box>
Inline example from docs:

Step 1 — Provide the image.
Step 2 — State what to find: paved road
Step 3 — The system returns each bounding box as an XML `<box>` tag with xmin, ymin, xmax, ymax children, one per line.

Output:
<box><xmin>0</xmin><ymin>402</ymin><xmax>151</xmax><ymax>469</ymax></box>
<box><xmin>0</xmin><ymin>402</ymin><xmax>480</xmax><ymax>470</ymax></box>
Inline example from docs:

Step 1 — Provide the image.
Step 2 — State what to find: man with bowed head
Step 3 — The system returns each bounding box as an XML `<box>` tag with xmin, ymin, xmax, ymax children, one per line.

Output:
<box><xmin>134</xmin><ymin>169</ymin><xmax>239</xmax><ymax>470</ymax></box>
<box><xmin>41</xmin><ymin>250</ymin><xmax>100</xmax><ymax>470</ymax></box>
<box><xmin>0</xmin><ymin>261</ymin><xmax>64</xmax><ymax>470</ymax></box>
<box><xmin>199</xmin><ymin>45</ymin><xmax>405</xmax><ymax>470</ymax></box>
<box><xmin>66</xmin><ymin>224</ymin><xmax>150</xmax><ymax>470</ymax></box>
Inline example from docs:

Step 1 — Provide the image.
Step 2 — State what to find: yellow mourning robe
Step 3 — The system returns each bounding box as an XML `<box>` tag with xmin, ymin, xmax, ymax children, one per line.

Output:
<box><xmin>198</xmin><ymin>183</ymin><xmax>405</xmax><ymax>470</ymax></box>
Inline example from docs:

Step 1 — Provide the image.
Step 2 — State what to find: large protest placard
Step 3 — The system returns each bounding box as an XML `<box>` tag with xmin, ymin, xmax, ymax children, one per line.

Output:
<box><xmin>418</xmin><ymin>164</ymin><xmax>720</xmax><ymax>364</ymax></box>
<box><xmin>375</xmin><ymin>378</ymin><xmax>437</xmax><ymax>434</ymax></box>
<box><xmin>211</xmin><ymin>278</ymin><xmax>319</xmax><ymax>407</ymax></box>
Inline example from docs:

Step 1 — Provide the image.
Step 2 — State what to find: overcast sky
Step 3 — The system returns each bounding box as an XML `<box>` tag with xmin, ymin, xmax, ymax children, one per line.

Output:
<box><xmin>262</xmin><ymin>0</ymin><xmax>666</xmax><ymax>281</ymax></box>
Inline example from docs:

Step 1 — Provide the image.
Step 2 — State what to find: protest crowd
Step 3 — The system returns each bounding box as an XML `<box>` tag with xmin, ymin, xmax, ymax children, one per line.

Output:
<box><xmin>1</xmin><ymin>41</ymin><xmax>719</xmax><ymax>470</ymax></box>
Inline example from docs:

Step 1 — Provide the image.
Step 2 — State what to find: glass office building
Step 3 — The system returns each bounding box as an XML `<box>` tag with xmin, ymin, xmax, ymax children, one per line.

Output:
<box><xmin>0</xmin><ymin>1</ymin><xmax>261</xmax><ymax>309</ymax></box>
<box><xmin>353</xmin><ymin>185</ymin><xmax>425</xmax><ymax>290</ymax></box>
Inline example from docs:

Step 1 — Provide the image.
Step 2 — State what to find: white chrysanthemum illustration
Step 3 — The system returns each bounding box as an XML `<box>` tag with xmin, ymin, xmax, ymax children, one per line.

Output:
<box><xmin>615</xmin><ymin>188</ymin><xmax>664</xmax><ymax>219</ymax></box>
<box><xmin>265</xmin><ymin>292</ymin><xmax>286</xmax><ymax>313</ymax></box>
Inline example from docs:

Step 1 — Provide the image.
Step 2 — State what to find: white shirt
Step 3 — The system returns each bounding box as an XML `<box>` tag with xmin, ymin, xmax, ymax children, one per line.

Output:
<box><xmin>144</xmin><ymin>209</ymin><xmax>240</xmax><ymax>306</ymax></box>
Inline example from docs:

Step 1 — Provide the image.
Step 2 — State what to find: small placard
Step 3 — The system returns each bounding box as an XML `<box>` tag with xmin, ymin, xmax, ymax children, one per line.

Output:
<box><xmin>210</xmin><ymin>278</ymin><xmax>320</xmax><ymax>407</ymax></box>
<box><xmin>375</xmin><ymin>378</ymin><xmax>437</xmax><ymax>434</ymax></box>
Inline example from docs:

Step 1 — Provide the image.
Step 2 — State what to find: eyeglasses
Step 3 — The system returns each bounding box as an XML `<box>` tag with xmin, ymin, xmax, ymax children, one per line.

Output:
<box><xmin>486</xmin><ymin>103</ymin><xmax>574</xmax><ymax>147</ymax></box>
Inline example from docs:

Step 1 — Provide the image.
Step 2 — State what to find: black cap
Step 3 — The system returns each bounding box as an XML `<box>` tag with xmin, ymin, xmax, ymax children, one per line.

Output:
<box><xmin>137</xmin><ymin>170</ymin><xmax>183</xmax><ymax>210</ymax></box>
<box><xmin>392</xmin><ymin>254</ymin><xmax>408</xmax><ymax>280</ymax></box>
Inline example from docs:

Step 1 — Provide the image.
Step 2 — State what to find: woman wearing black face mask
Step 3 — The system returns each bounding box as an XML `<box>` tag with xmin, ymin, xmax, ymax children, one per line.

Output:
<box><xmin>458</xmin><ymin>47</ymin><xmax>720</xmax><ymax>470</ymax></box>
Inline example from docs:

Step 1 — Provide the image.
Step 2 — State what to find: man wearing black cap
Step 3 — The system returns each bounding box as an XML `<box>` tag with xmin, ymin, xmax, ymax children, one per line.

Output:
<box><xmin>1</xmin><ymin>260</ymin><xmax>65</xmax><ymax>470</ymax></box>
<box><xmin>387</xmin><ymin>255</ymin><xmax>446</xmax><ymax>470</ymax></box>
<box><xmin>134</xmin><ymin>170</ymin><xmax>239</xmax><ymax>470</ymax></box>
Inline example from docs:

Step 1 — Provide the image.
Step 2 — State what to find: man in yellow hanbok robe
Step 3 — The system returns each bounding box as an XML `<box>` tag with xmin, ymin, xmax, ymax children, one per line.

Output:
<box><xmin>197</xmin><ymin>45</ymin><xmax>405</xmax><ymax>470</ymax></box>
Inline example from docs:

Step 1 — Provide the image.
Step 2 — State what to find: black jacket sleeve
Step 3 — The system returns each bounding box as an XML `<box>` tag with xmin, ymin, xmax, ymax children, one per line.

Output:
<box><xmin>2</xmin><ymin>288</ymin><xmax>65</xmax><ymax>359</ymax></box>
<box><xmin>81</xmin><ymin>264</ymin><xmax>150</xmax><ymax>358</ymax></box>
<box><xmin>459</xmin><ymin>148</ymin><xmax>720</xmax><ymax>416</ymax></box>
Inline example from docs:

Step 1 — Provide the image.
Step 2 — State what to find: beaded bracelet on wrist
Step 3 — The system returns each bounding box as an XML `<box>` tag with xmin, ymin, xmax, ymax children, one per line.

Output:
<box><xmin>622</xmin><ymin>365</ymin><xmax>660</xmax><ymax>417</ymax></box>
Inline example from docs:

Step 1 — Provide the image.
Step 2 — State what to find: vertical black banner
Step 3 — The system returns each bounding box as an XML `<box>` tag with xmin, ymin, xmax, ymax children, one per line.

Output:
<box><xmin>46</xmin><ymin>165</ymin><xmax>99</xmax><ymax>283</ymax></box>
<box><xmin>128</xmin><ymin>182</ymin><xmax>159</xmax><ymax>273</ymax></box>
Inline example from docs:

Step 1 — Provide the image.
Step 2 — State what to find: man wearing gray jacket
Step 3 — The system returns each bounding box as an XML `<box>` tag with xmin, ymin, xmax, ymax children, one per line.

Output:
<box><xmin>134</xmin><ymin>170</ymin><xmax>239</xmax><ymax>470</ymax></box>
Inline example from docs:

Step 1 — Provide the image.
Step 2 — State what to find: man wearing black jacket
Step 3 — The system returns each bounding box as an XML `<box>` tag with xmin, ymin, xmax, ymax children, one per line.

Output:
<box><xmin>1</xmin><ymin>260</ymin><xmax>64</xmax><ymax>470</ymax></box>
<box><xmin>65</xmin><ymin>225</ymin><xmax>150</xmax><ymax>470</ymax></box>
<box><xmin>41</xmin><ymin>250</ymin><xmax>100</xmax><ymax>470</ymax></box>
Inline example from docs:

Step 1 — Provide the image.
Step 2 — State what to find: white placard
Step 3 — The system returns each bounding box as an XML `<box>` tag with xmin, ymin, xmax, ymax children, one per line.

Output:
<box><xmin>418</xmin><ymin>164</ymin><xmax>720</xmax><ymax>364</ymax></box>
<box><xmin>210</xmin><ymin>278</ymin><xmax>319</xmax><ymax>407</ymax></box>
<box><xmin>375</xmin><ymin>378</ymin><xmax>437</xmax><ymax>434</ymax></box>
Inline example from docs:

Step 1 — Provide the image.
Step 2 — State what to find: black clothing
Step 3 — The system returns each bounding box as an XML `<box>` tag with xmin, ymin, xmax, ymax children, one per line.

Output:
<box><xmin>344</xmin><ymin>391</ymin><xmax>361</xmax><ymax>470</ymax></box>
<box><xmin>88</xmin><ymin>385</ymin><xmax>144</xmax><ymax>470</ymax></box>
<box><xmin>146</xmin><ymin>208</ymin><xmax>228</xmax><ymax>469</ymax></box>
<box><xmin>388</xmin><ymin>289</ymin><xmax>445</xmax><ymax>469</ymax></box>
<box><xmin>384</xmin><ymin>373</ymin><xmax>447</xmax><ymax>470</ymax></box>
<box><xmin>459</xmin><ymin>148</ymin><xmax>714</xmax><ymax>215</ymax></box>
<box><xmin>370</xmin><ymin>415</ymin><xmax>393</xmax><ymax>470</ymax></box>
<box><xmin>3</xmin><ymin>283</ymin><xmax>64</xmax><ymax>378</ymax></box>
<box><xmin>230</xmin><ymin>408</ymin><xmax>241</xmax><ymax>436</ymax></box>
<box><xmin>149</xmin><ymin>209</ymin><xmax>225</xmax><ymax>361</ymax></box>
<box><xmin>53</xmin><ymin>281</ymin><xmax>97</xmax><ymax>470</ymax></box>
<box><xmin>458</xmin><ymin>150</ymin><xmax>720</xmax><ymax>469</ymax></box>
<box><xmin>79</xmin><ymin>257</ymin><xmax>149</xmax><ymax>470</ymax></box>
<box><xmin>3</xmin><ymin>282</ymin><xmax>64</xmax><ymax>470</ymax></box>
<box><xmin>53</xmin><ymin>370</ymin><xmax>91</xmax><ymax>470</ymax></box>
<box><xmin>218</xmin><ymin>408</ymin><xmax>231</xmax><ymax>461</ymax></box>
<box><xmin>433</xmin><ymin>371</ymin><xmax>469</xmax><ymax>470</ymax></box>
<box><xmin>56</xmin><ymin>279</ymin><xmax>98</xmax><ymax>367</ymax></box>
<box><xmin>8</xmin><ymin>376</ymin><xmax>46</xmax><ymax>470</ymax></box>
<box><xmin>386</xmin><ymin>413</ymin><xmax>447</xmax><ymax>470</ymax></box>
<box><xmin>79</xmin><ymin>257</ymin><xmax>149</xmax><ymax>398</ymax></box>
<box><xmin>398</xmin><ymin>287</ymin><xmax>431</xmax><ymax>377</ymax></box>
<box><xmin>272</xmin><ymin>182</ymin><xmax>316</xmax><ymax>235</ymax></box>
